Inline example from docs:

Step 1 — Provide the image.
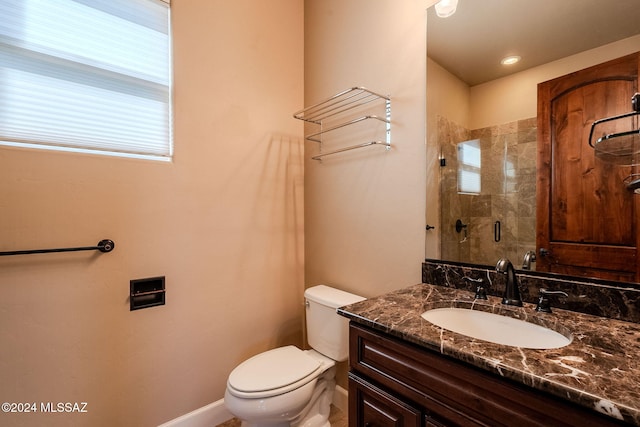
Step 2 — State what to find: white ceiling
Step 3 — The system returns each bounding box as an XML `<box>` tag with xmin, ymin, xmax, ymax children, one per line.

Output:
<box><xmin>427</xmin><ymin>0</ymin><xmax>640</xmax><ymax>86</ymax></box>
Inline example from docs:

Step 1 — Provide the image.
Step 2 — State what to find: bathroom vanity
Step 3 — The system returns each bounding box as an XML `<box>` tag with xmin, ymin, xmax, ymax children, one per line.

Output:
<box><xmin>338</xmin><ymin>284</ymin><xmax>640</xmax><ymax>426</ymax></box>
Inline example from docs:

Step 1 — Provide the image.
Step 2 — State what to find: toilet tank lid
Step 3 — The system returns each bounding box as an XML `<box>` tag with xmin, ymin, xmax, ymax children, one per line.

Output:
<box><xmin>304</xmin><ymin>285</ymin><xmax>365</xmax><ymax>309</ymax></box>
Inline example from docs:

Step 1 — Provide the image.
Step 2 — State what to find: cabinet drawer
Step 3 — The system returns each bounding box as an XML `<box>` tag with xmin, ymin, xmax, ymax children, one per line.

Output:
<box><xmin>349</xmin><ymin>373</ymin><xmax>420</xmax><ymax>427</ymax></box>
<box><xmin>349</xmin><ymin>323</ymin><xmax>624</xmax><ymax>427</ymax></box>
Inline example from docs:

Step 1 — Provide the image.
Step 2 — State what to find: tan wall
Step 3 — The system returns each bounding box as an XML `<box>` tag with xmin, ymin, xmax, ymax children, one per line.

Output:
<box><xmin>0</xmin><ymin>1</ymin><xmax>304</xmax><ymax>426</ymax></box>
<box><xmin>425</xmin><ymin>58</ymin><xmax>470</xmax><ymax>259</ymax></box>
<box><xmin>304</xmin><ymin>0</ymin><xmax>427</xmax><ymax>389</ymax></box>
<box><xmin>304</xmin><ymin>0</ymin><xmax>427</xmax><ymax>297</ymax></box>
<box><xmin>469</xmin><ymin>34</ymin><xmax>640</xmax><ymax>129</ymax></box>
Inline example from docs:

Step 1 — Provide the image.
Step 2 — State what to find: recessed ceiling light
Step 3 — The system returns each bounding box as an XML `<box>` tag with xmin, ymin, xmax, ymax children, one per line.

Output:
<box><xmin>501</xmin><ymin>56</ymin><xmax>521</xmax><ymax>66</ymax></box>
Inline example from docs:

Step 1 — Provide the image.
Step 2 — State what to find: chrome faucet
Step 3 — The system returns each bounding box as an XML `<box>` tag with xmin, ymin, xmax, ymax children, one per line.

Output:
<box><xmin>522</xmin><ymin>250</ymin><xmax>537</xmax><ymax>270</ymax></box>
<box><xmin>495</xmin><ymin>258</ymin><xmax>523</xmax><ymax>307</ymax></box>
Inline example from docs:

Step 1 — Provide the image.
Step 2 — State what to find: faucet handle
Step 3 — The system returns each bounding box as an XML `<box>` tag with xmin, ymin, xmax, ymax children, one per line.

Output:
<box><xmin>535</xmin><ymin>288</ymin><xmax>568</xmax><ymax>313</ymax></box>
<box><xmin>474</xmin><ymin>285</ymin><xmax>488</xmax><ymax>300</ymax></box>
<box><xmin>463</xmin><ymin>277</ymin><xmax>487</xmax><ymax>300</ymax></box>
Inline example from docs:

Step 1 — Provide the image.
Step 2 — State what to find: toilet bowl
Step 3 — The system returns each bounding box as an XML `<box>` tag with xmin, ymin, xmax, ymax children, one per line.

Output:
<box><xmin>224</xmin><ymin>347</ymin><xmax>335</xmax><ymax>427</ymax></box>
<box><xmin>224</xmin><ymin>285</ymin><xmax>365</xmax><ymax>427</ymax></box>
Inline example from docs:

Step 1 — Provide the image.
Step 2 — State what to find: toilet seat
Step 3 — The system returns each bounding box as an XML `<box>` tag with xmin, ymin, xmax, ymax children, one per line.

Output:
<box><xmin>227</xmin><ymin>346</ymin><xmax>323</xmax><ymax>399</ymax></box>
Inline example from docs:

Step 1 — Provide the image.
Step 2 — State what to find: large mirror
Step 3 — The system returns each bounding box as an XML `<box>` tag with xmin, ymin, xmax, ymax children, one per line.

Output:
<box><xmin>426</xmin><ymin>0</ymin><xmax>640</xmax><ymax>280</ymax></box>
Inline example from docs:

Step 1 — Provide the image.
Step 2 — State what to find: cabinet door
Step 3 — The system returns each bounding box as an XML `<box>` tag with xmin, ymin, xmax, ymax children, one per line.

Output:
<box><xmin>349</xmin><ymin>374</ymin><xmax>420</xmax><ymax>427</ymax></box>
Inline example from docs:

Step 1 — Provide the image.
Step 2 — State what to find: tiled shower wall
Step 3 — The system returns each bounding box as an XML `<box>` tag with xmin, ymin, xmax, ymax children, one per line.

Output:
<box><xmin>439</xmin><ymin>116</ymin><xmax>537</xmax><ymax>267</ymax></box>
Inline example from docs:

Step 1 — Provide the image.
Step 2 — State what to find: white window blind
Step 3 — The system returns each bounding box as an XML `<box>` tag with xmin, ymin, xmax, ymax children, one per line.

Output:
<box><xmin>457</xmin><ymin>139</ymin><xmax>481</xmax><ymax>194</ymax></box>
<box><xmin>0</xmin><ymin>0</ymin><xmax>172</xmax><ymax>160</ymax></box>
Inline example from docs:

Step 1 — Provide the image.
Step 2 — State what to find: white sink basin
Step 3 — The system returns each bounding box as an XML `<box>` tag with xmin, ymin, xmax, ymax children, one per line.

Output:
<box><xmin>421</xmin><ymin>307</ymin><xmax>572</xmax><ymax>349</ymax></box>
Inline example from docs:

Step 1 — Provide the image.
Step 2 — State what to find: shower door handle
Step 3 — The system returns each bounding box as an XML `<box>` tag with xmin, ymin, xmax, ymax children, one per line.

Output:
<box><xmin>455</xmin><ymin>219</ymin><xmax>468</xmax><ymax>243</ymax></box>
<box><xmin>494</xmin><ymin>221</ymin><xmax>501</xmax><ymax>242</ymax></box>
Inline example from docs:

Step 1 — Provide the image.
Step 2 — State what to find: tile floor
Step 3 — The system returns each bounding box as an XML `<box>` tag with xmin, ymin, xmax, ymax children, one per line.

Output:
<box><xmin>328</xmin><ymin>405</ymin><xmax>348</xmax><ymax>427</ymax></box>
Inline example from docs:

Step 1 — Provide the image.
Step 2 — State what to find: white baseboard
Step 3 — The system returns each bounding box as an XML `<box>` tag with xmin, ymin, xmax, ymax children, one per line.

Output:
<box><xmin>158</xmin><ymin>385</ymin><xmax>348</xmax><ymax>427</ymax></box>
<box><xmin>157</xmin><ymin>399</ymin><xmax>233</xmax><ymax>427</ymax></box>
<box><xmin>332</xmin><ymin>385</ymin><xmax>348</xmax><ymax>414</ymax></box>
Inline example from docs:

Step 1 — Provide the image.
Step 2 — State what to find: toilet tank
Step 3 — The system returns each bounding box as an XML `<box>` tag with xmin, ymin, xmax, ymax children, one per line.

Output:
<box><xmin>304</xmin><ymin>285</ymin><xmax>365</xmax><ymax>362</ymax></box>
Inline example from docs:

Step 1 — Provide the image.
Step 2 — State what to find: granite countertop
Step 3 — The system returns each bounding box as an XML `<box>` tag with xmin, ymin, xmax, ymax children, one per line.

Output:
<box><xmin>337</xmin><ymin>283</ymin><xmax>640</xmax><ymax>425</ymax></box>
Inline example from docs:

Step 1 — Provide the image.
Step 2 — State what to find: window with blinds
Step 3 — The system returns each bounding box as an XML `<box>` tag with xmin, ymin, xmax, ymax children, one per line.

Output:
<box><xmin>457</xmin><ymin>139</ymin><xmax>481</xmax><ymax>194</ymax></box>
<box><xmin>0</xmin><ymin>0</ymin><xmax>172</xmax><ymax>160</ymax></box>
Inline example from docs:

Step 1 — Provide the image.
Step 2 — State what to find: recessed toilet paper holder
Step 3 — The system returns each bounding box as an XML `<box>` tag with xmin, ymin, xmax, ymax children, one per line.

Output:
<box><xmin>130</xmin><ymin>276</ymin><xmax>165</xmax><ymax>310</ymax></box>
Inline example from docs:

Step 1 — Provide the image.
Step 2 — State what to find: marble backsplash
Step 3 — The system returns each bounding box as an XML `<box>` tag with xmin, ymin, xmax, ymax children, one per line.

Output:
<box><xmin>423</xmin><ymin>259</ymin><xmax>640</xmax><ymax>323</ymax></box>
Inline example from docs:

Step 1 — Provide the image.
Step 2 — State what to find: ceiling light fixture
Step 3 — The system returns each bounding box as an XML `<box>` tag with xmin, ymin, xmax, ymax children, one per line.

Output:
<box><xmin>501</xmin><ymin>55</ymin><xmax>521</xmax><ymax>66</ymax></box>
<box><xmin>435</xmin><ymin>0</ymin><xmax>458</xmax><ymax>18</ymax></box>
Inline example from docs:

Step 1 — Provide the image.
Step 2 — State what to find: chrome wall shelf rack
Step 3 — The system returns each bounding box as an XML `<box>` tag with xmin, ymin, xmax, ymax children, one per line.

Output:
<box><xmin>588</xmin><ymin>93</ymin><xmax>640</xmax><ymax>192</ymax></box>
<box><xmin>293</xmin><ymin>87</ymin><xmax>391</xmax><ymax>160</ymax></box>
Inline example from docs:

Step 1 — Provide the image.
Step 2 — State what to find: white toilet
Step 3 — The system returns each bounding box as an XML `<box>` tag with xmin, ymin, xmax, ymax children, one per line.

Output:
<box><xmin>224</xmin><ymin>285</ymin><xmax>365</xmax><ymax>427</ymax></box>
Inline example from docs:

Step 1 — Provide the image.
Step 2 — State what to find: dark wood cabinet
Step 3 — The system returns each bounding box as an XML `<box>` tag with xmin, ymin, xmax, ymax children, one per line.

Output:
<box><xmin>348</xmin><ymin>323</ymin><xmax>626</xmax><ymax>427</ymax></box>
<box><xmin>349</xmin><ymin>374</ymin><xmax>420</xmax><ymax>427</ymax></box>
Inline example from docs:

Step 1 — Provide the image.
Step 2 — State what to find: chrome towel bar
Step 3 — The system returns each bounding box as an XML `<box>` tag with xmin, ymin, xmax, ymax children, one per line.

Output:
<box><xmin>293</xmin><ymin>87</ymin><xmax>390</xmax><ymax>124</ymax></box>
<box><xmin>0</xmin><ymin>239</ymin><xmax>115</xmax><ymax>257</ymax></box>
<box><xmin>311</xmin><ymin>141</ymin><xmax>391</xmax><ymax>160</ymax></box>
